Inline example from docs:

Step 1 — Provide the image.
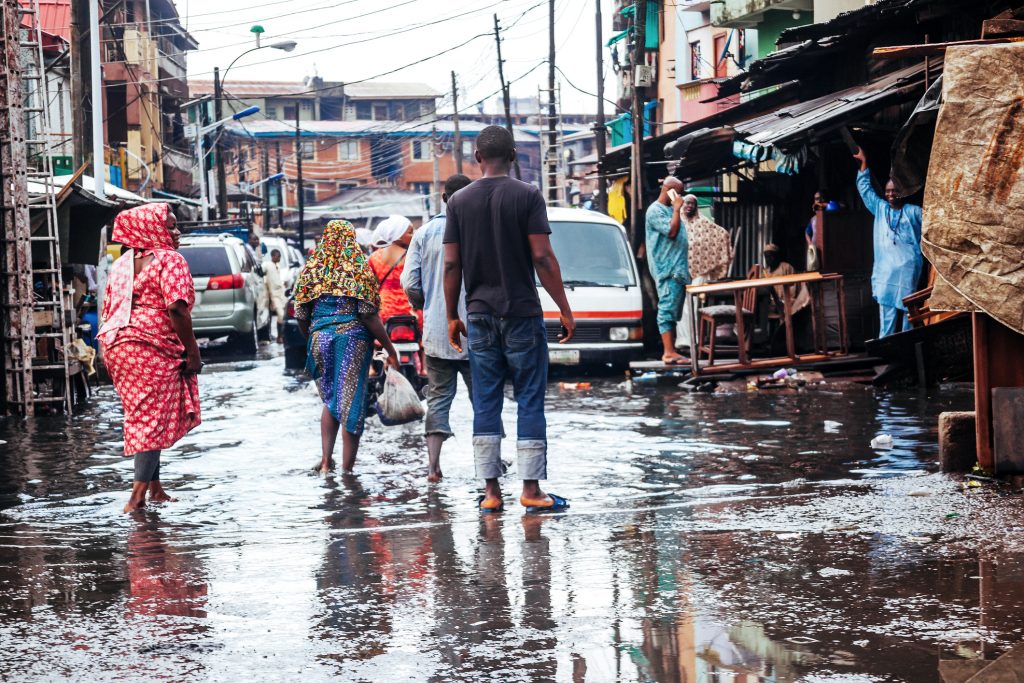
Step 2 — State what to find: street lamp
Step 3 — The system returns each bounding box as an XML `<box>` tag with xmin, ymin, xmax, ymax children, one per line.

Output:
<box><xmin>193</xmin><ymin>105</ymin><xmax>260</xmax><ymax>222</ymax></box>
<box><xmin>212</xmin><ymin>29</ymin><xmax>299</xmax><ymax>220</ymax></box>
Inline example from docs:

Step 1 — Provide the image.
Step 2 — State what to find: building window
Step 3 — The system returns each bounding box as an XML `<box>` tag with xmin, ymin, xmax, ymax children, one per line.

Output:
<box><xmin>462</xmin><ymin>139</ymin><xmax>474</xmax><ymax>159</ymax></box>
<box><xmin>355</xmin><ymin>102</ymin><xmax>372</xmax><ymax>120</ymax></box>
<box><xmin>265</xmin><ymin>106</ymin><xmax>276</xmax><ymax>120</ymax></box>
<box><xmin>411</xmin><ymin>182</ymin><xmax>432</xmax><ymax>196</ymax></box>
<box><xmin>299</xmin><ymin>140</ymin><xmax>314</xmax><ymax>160</ymax></box>
<box><xmin>411</xmin><ymin>140</ymin><xmax>431</xmax><ymax>161</ymax></box>
<box><xmin>337</xmin><ymin>140</ymin><xmax>359</xmax><ymax>161</ymax></box>
<box><xmin>373</xmin><ymin>104</ymin><xmax>388</xmax><ymax>121</ymax></box>
<box><xmin>283</xmin><ymin>104</ymin><xmax>297</xmax><ymax>121</ymax></box>
<box><xmin>301</xmin><ymin>184</ymin><xmax>317</xmax><ymax>205</ymax></box>
<box><xmin>689</xmin><ymin>41</ymin><xmax>701</xmax><ymax>80</ymax></box>
<box><xmin>336</xmin><ymin>181</ymin><xmax>357</xmax><ymax>193</ymax></box>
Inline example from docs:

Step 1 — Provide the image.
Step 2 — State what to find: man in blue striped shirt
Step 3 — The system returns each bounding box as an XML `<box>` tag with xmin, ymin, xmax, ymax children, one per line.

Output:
<box><xmin>402</xmin><ymin>174</ymin><xmax>473</xmax><ymax>482</ymax></box>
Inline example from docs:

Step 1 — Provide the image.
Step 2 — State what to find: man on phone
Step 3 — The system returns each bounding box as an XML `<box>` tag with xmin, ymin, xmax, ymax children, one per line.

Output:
<box><xmin>443</xmin><ymin>125</ymin><xmax>574</xmax><ymax>514</ymax></box>
<box><xmin>645</xmin><ymin>176</ymin><xmax>690</xmax><ymax>364</ymax></box>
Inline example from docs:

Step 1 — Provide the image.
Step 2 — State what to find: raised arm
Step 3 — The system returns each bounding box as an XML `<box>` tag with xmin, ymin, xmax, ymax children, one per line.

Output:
<box><xmin>853</xmin><ymin>149</ymin><xmax>885</xmax><ymax>217</ymax></box>
<box><xmin>528</xmin><ymin>233</ymin><xmax>575</xmax><ymax>343</ymax></box>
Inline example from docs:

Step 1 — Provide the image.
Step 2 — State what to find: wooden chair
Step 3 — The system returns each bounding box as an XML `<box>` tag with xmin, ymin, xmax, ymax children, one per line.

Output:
<box><xmin>694</xmin><ymin>265</ymin><xmax>760</xmax><ymax>369</ymax></box>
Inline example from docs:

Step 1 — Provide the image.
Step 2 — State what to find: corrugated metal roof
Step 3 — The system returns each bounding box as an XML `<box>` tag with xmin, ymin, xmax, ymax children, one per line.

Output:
<box><xmin>284</xmin><ymin>186</ymin><xmax>428</xmax><ymax>222</ymax></box>
<box><xmin>35</xmin><ymin>1</ymin><xmax>70</xmax><ymax>41</ymax></box>
<box><xmin>225</xmin><ymin>118</ymin><xmax>493</xmax><ymax>138</ymax></box>
<box><xmin>665</xmin><ymin>63</ymin><xmax>929</xmax><ymax>179</ymax></box>
<box><xmin>735</xmin><ymin>63</ymin><xmax>927</xmax><ymax>147</ymax></box>
<box><xmin>189</xmin><ymin>81</ymin><xmax>307</xmax><ymax>97</ymax></box>
<box><xmin>189</xmin><ymin>80</ymin><xmax>440</xmax><ymax>100</ymax></box>
<box><xmin>343</xmin><ymin>82</ymin><xmax>442</xmax><ymax>100</ymax></box>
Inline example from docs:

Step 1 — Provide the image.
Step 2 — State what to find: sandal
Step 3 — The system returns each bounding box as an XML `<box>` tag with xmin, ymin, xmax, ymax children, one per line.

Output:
<box><xmin>477</xmin><ymin>495</ymin><xmax>504</xmax><ymax>513</ymax></box>
<box><xmin>523</xmin><ymin>493</ymin><xmax>570</xmax><ymax>514</ymax></box>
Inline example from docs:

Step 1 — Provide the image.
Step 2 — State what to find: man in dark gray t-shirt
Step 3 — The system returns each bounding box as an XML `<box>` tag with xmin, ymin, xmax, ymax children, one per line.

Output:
<box><xmin>442</xmin><ymin>125</ymin><xmax>575</xmax><ymax>514</ymax></box>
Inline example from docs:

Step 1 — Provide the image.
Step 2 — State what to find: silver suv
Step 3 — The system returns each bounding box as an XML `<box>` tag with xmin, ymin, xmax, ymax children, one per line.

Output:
<box><xmin>179</xmin><ymin>234</ymin><xmax>271</xmax><ymax>355</ymax></box>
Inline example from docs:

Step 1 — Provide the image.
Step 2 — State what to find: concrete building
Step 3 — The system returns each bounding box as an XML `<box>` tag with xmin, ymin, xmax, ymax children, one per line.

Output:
<box><xmin>187</xmin><ymin>80</ymin><xmax>441</xmax><ymax>123</ymax></box>
<box><xmin>27</xmin><ymin>0</ymin><xmax>196</xmax><ymax>195</ymax></box>
<box><xmin>710</xmin><ymin>0</ymin><xmax>814</xmax><ymax>57</ymax></box>
<box><xmin>219</xmin><ymin>119</ymin><xmax>489</xmax><ymax>226</ymax></box>
<box><xmin>102</xmin><ymin>0</ymin><xmax>197</xmax><ymax>194</ymax></box>
<box><xmin>658</xmin><ymin>1</ymin><xmax>754</xmax><ymax>131</ymax></box>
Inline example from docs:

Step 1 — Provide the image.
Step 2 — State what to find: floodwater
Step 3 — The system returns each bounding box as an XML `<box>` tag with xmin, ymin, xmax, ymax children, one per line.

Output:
<box><xmin>2</xmin><ymin>349</ymin><xmax>1024</xmax><ymax>682</ymax></box>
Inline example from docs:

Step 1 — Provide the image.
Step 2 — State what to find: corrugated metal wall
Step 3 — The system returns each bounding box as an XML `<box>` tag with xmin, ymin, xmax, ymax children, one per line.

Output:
<box><xmin>714</xmin><ymin>202</ymin><xmax>775</xmax><ymax>278</ymax></box>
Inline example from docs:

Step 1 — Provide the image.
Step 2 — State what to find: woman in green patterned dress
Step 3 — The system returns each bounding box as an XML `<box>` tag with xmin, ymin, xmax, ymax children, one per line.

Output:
<box><xmin>294</xmin><ymin>220</ymin><xmax>399</xmax><ymax>474</ymax></box>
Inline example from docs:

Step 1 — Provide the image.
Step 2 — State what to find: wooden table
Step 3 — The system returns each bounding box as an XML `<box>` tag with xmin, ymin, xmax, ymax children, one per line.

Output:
<box><xmin>686</xmin><ymin>272</ymin><xmax>848</xmax><ymax>376</ymax></box>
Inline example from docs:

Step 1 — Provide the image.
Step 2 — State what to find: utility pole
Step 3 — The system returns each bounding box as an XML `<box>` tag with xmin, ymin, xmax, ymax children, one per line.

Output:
<box><xmin>213</xmin><ymin>66</ymin><xmax>228</xmax><ymax>220</ymax></box>
<box><xmin>275</xmin><ymin>140</ymin><xmax>282</xmax><ymax>229</ymax></box>
<box><xmin>295</xmin><ymin>109</ymin><xmax>305</xmax><ymax>250</ymax></box>
<box><xmin>629</xmin><ymin>0</ymin><xmax>647</xmax><ymax>248</ymax></box>
<box><xmin>261</xmin><ymin>145</ymin><xmax>270</xmax><ymax>231</ymax></box>
<box><xmin>451</xmin><ymin>71</ymin><xmax>462</xmax><ymax>174</ymax></box>
<box><xmin>493</xmin><ymin>13</ymin><xmax>521</xmax><ymax>179</ymax></box>
<box><xmin>594</xmin><ymin>0</ymin><xmax>608</xmax><ymax>214</ymax></box>
<box><xmin>431</xmin><ymin>125</ymin><xmax>442</xmax><ymax>214</ymax></box>
<box><xmin>88</xmin><ymin>0</ymin><xmax>104</xmax><ymax>197</ymax></box>
<box><xmin>69</xmin><ymin>0</ymin><xmax>90</xmax><ymax>168</ymax></box>
<box><xmin>547</xmin><ymin>0</ymin><xmax>558</xmax><ymax>204</ymax></box>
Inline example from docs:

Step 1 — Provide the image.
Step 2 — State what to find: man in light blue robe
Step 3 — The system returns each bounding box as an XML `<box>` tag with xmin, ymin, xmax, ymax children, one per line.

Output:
<box><xmin>645</xmin><ymin>176</ymin><xmax>689</xmax><ymax>364</ymax></box>
<box><xmin>854</xmin><ymin>150</ymin><xmax>923</xmax><ymax>337</ymax></box>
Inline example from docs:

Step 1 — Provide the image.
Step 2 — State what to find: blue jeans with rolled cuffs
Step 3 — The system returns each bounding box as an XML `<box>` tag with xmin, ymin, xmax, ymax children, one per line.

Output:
<box><xmin>467</xmin><ymin>313</ymin><xmax>548</xmax><ymax>481</ymax></box>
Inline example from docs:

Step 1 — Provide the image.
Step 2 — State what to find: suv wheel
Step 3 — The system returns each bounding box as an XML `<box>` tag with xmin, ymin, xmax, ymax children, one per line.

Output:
<box><xmin>232</xmin><ymin>309</ymin><xmax>259</xmax><ymax>356</ymax></box>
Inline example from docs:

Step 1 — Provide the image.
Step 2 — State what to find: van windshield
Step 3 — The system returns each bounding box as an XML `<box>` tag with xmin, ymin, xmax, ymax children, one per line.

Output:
<box><xmin>179</xmin><ymin>246</ymin><xmax>232</xmax><ymax>277</ymax></box>
<box><xmin>546</xmin><ymin>220</ymin><xmax>636</xmax><ymax>287</ymax></box>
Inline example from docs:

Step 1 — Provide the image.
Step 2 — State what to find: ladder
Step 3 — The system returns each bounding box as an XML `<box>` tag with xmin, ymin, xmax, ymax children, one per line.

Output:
<box><xmin>538</xmin><ymin>83</ymin><xmax>566</xmax><ymax>208</ymax></box>
<box><xmin>0</xmin><ymin>0</ymin><xmax>74</xmax><ymax>415</ymax></box>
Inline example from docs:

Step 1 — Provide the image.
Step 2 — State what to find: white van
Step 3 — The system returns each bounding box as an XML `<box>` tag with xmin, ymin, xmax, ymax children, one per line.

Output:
<box><xmin>539</xmin><ymin>207</ymin><xmax>644</xmax><ymax>367</ymax></box>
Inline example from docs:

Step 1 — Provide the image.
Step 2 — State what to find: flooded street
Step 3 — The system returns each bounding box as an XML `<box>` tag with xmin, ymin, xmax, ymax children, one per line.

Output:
<box><xmin>2</xmin><ymin>350</ymin><xmax>1024</xmax><ymax>682</ymax></box>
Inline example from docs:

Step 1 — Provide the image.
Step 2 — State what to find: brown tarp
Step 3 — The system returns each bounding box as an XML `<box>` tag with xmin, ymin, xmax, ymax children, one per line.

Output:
<box><xmin>922</xmin><ymin>43</ymin><xmax>1024</xmax><ymax>334</ymax></box>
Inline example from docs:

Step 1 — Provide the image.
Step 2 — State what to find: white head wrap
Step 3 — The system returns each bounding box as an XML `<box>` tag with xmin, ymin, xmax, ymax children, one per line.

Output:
<box><xmin>371</xmin><ymin>215</ymin><xmax>412</xmax><ymax>248</ymax></box>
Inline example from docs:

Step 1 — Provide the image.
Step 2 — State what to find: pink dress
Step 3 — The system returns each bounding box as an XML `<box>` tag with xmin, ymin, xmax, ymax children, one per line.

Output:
<box><xmin>100</xmin><ymin>250</ymin><xmax>200</xmax><ymax>455</ymax></box>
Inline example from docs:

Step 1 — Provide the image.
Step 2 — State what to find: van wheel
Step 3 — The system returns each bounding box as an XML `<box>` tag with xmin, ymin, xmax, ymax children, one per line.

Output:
<box><xmin>231</xmin><ymin>310</ymin><xmax>259</xmax><ymax>356</ymax></box>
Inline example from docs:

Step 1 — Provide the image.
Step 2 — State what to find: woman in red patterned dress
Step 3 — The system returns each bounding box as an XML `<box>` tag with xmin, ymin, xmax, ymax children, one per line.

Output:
<box><xmin>98</xmin><ymin>203</ymin><xmax>202</xmax><ymax>513</ymax></box>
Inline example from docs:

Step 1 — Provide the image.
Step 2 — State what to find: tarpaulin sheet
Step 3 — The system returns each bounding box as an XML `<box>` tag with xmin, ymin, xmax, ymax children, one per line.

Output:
<box><xmin>922</xmin><ymin>43</ymin><xmax>1024</xmax><ymax>334</ymax></box>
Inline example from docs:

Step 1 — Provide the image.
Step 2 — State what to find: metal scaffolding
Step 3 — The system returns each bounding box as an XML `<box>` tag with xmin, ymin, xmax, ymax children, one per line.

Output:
<box><xmin>538</xmin><ymin>83</ymin><xmax>566</xmax><ymax>207</ymax></box>
<box><xmin>1</xmin><ymin>0</ymin><xmax>74</xmax><ymax>415</ymax></box>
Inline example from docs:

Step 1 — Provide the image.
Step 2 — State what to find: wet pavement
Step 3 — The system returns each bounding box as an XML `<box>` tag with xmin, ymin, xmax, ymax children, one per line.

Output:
<box><xmin>2</xmin><ymin>348</ymin><xmax>1024</xmax><ymax>681</ymax></box>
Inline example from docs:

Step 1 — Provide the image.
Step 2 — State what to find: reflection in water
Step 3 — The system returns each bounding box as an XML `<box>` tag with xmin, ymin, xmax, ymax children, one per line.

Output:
<box><xmin>126</xmin><ymin>513</ymin><xmax>208</xmax><ymax>620</ymax></box>
<box><xmin>5</xmin><ymin>354</ymin><xmax>1024</xmax><ymax>680</ymax></box>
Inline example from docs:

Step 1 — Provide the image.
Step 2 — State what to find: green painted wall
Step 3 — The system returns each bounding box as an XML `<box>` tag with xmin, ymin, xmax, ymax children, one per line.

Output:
<box><xmin>756</xmin><ymin>9</ymin><xmax>813</xmax><ymax>57</ymax></box>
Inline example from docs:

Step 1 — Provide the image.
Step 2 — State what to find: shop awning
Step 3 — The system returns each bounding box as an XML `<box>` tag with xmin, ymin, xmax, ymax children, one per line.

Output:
<box><xmin>665</xmin><ymin>63</ymin><xmax>930</xmax><ymax>180</ymax></box>
<box><xmin>606</xmin><ymin>29</ymin><xmax>629</xmax><ymax>47</ymax></box>
<box><xmin>594</xmin><ymin>81</ymin><xmax>800</xmax><ymax>176</ymax></box>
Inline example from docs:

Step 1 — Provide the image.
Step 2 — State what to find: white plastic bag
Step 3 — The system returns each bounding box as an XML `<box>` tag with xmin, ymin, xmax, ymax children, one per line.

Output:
<box><xmin>375</xmin><ymin>368</ymin><xmax>425</xmax><ymax>426</ymax></box>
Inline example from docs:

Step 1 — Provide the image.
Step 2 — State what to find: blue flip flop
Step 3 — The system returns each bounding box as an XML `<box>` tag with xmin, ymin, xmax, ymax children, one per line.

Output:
<box><xmin>477</xmin><ymin>495</ymin><xmax>504</xmax><ymax>513</ymax></box>
<box><xmin>524</xmin><ymin>493</ymin><xmax>570</xmax><ymax>514</ymax></box>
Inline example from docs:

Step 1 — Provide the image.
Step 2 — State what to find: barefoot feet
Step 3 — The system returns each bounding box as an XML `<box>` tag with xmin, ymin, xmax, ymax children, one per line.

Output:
<box><xmin>147</xmin><ymin>481</ymin><xmax>177</xmax><ymax>503</ymax></box>
<box><xmin>427</xmin><ymin>469</ymin><xmax>443</xmax><ymax>484</ymax></box>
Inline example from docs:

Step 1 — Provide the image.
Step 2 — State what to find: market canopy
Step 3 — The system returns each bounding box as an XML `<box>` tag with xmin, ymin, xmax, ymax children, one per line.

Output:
<box><xmin>665</xmin><ymin>63</ymin><xmax>930</xmax><ymax>180</ymax></box>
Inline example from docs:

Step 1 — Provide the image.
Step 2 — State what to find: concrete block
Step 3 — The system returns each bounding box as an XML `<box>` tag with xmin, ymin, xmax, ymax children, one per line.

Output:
<box><xmin>940</xmin><ymin>660</ymin><xmax>990</xmax><ymax>683</ymax></box>
<box><xmin>965</xmin><ymin>642</ymin><xmax>1024</xmax><ymax>682</ymax></box>
<box><xmin>940</xmin><ymin>411</ymin><xmax>977</xmax><ymax>473</ymax></box>
<box><xmin>993</xmin><ymin>388</ymin><xmax>1024</xmax><ymax>475</ymax></box>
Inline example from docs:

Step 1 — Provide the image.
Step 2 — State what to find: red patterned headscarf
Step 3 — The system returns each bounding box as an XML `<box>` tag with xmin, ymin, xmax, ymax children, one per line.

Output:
<box><xmin>112</xmin><ymin>203</ymin><xmax>174</xmax><ymax>251</ymax></box>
